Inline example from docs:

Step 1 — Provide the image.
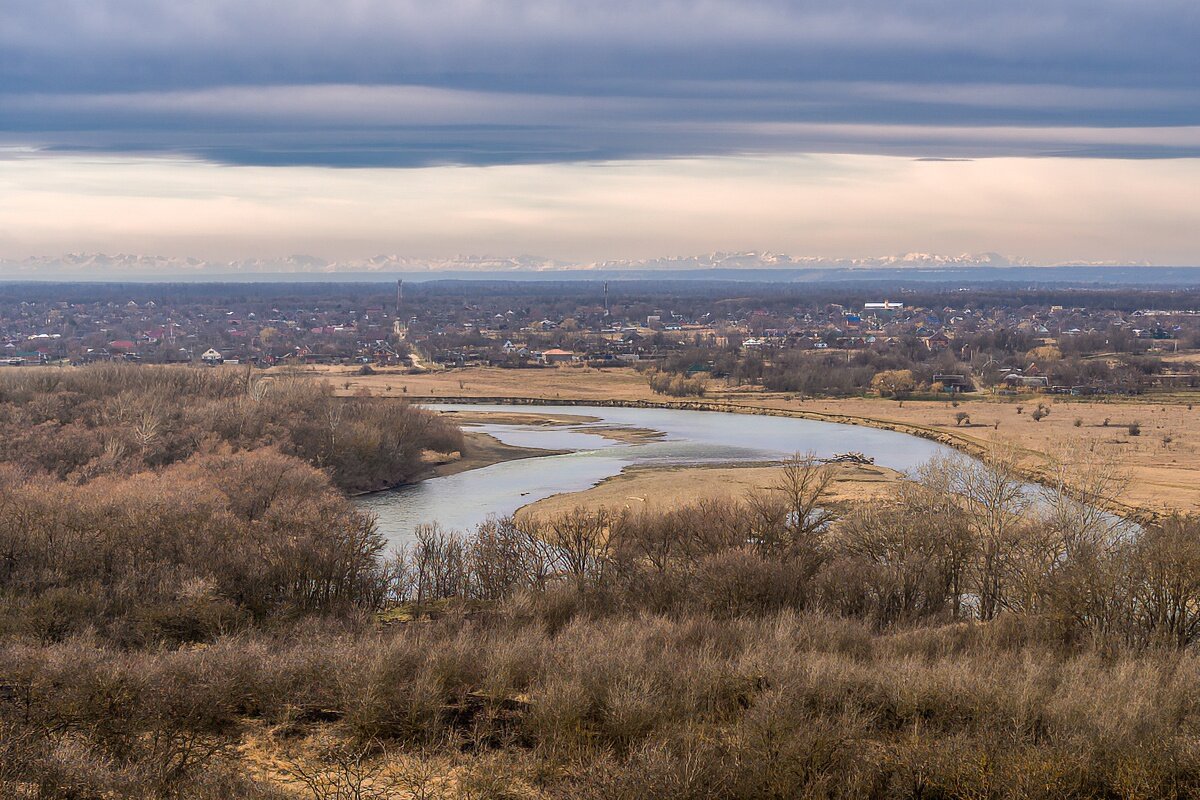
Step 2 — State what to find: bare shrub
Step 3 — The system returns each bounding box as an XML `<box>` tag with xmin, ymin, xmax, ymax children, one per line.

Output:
<box><xmin>648</xmin><ymin>373</ymin><xmax>706</xmax><ymax>397</ymax></box>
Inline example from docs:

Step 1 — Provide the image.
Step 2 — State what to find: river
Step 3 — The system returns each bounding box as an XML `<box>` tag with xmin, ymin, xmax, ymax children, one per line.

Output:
<box><xmin>357</xmin><ymin>403</ymin><xmax>957</xmax><ymax>546</ymax></box>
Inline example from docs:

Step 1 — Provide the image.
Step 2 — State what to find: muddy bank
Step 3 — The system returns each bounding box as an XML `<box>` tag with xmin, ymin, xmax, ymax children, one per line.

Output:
<box><xmin>438</xmin><ymin>408</ymin><xmax>665</xmax><ymax>445</ymax></box>
<box><xmin>420</xmin><ymin>430</ymin><xmax>566</xmax><ymax>479</ymax></box>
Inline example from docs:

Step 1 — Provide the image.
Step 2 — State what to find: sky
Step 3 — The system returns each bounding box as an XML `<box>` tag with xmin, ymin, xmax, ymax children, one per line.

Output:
<box><xmin>2</xmin><ymin>0</ymin><xmax>1199</xmax><ymax>266</ymax></box>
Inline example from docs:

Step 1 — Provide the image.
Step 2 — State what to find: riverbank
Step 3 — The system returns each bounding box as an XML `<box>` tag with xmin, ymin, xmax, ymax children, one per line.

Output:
<box><xmin>428</xmin><ymin>408</ymin><xmax>906</xmax><ymax>519</ymax></box>
<box><xmin>420</xmin><ymin>429</ymin><xmax>566</xmax><ymax>479</ymax></box>
<box><xmin>517</xmin><ymin>460</ymin><xmax>903</xmax><ymax>520</ymax></box>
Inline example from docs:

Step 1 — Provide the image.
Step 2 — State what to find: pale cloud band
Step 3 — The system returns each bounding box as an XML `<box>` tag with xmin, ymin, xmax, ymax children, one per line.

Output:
<box><xmin>3</xmin><ymin>152</ymin><xmax>1198</xmax><ymax>264</ymax></box>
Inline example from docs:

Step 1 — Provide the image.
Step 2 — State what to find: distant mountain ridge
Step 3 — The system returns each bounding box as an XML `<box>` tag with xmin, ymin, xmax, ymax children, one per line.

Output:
<box><xmin>0</xmin><ymin>251</ymin><xmax>1150</xmax><ymax>277</ymax></box>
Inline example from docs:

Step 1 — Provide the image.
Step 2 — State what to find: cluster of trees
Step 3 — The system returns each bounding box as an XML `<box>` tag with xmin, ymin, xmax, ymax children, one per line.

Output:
<box><xmin>0</xmin><ymin>364</ymin><xmax>462</xmax><ymax>492</ymax></box>
<box><xmin>5</xmin><ymin>443</ymin><xmax>1200</xmax><ymax>796</ymax></box>
<box><xmin>0</xmin><ymin>364</ymin><xmax>469</xmax><ymax>795</ymax></box>
<box><xmin>658</xmin><ymin>346</ymin><xmax>969</xmax><ymax>398</ymax></box>
<box><xmin>0</xmin><ymin>450</ymin><xmax>388</xmax><ymax>647</ymax></box>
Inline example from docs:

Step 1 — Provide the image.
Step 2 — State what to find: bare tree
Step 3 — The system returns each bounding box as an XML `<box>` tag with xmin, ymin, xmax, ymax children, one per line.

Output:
<box><xmin>997</xmin><ymin>443</ymin><xmax>1132</xmax><ymax>626</ymax></box>
<box><xmin>467</xmin><ymin>515</ymin><xmax>546</xmax><ymax>599</ymax></box>
<box><xmin>531</xmin><ymin>507</ymin><xmax>622</xmax><ymax>591</ymax></box>
<box><xmin>324</xmin><ymin>403</ymin><xmax>345</xmax><ymax>460</ymax></box>
<box><xmin>777</xmin><ymin>452</ymin><xmax>837</xmax><ymax>539</ymax></box>
<box><xmin>941</xmin><ymin>447</ymin><xmax>1032</xmax><ymax>621</ymax></box>
<box><xmin>1128</xmin><ymin>516</ymin><xmax>1200</xmax><ymax>648</ymax></box>
<box><xmin>744</xmin><ymin>489</ymin><xmax>790</xmax><ymax>554</ymax></box>
<box><xmin>1040</xmin><ymin>441</ymin><xmax>1132</xmax><ymax>553</ymax></box>
<box><xmin>412</xmin><ymin>524</ymin><xmax>467</xmax><ymax>604</ymax></box>
<box><xmin>835</xmin><ymin>492</ymin><xmax>976</xmax><ymax>625</ymax></box>
<box><xmin>747</xmin><ymin>452</ymin><xmax>836</xmax><ymax>558</ymax></box>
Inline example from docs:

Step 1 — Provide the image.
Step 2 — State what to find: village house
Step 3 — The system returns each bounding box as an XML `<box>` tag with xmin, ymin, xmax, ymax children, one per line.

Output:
<box><xmin>922</xmin><ymin>330</ymin><xmax>953</xmax><ymax>351</ymax></box>
<box><xmin>539</xmin><ymin>348</ymin><xmax>577</xmax><ymax>366</ymax></box>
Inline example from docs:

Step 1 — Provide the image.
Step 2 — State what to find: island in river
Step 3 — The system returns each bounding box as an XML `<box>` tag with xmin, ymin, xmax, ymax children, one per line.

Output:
<box><xmin>433</xmin><ymin>408</ymin><xmax>902</xmax><ymax>515</ymax></box>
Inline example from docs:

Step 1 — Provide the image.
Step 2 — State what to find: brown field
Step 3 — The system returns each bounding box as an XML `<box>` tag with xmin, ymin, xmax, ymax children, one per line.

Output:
<box><xmin>518</xmin><ymin>461</ymin><xmax>903</xmax><ymax>519</ymax></box>
<box><xmin>1161</xmin><ymin>350</ymin><xmax>1200</xmax><ymax>364</ymax></box>
<box><xmin>292</xmin><ymin>364</ymin><xmax>1200</xmax><ymax>516</ymax></box>
<box><xmin>324</xmin><ymin>363</ymin><xmax>658</xmax><ymax>401</ymax></box>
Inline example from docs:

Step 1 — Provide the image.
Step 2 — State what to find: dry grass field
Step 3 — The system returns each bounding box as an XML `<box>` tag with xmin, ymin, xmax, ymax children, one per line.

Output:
<box><xmin>781</xmin><ymin>395</ymin><xmax>1200</xmax><ymax>516</ymax></box>
<box><xmin>518</xmin><ymin>462</ymin><xmax>903</xmax><ymax>519</ymax></box>
<box><xmin>325</xmin><ymin>363</ymin><xmax>657</xmax><ymax>401</ymax></box>
<box><xmin>292</xmin><ymin>363</ymin><xmax>1200</xmax><ymax>516</ymax></box>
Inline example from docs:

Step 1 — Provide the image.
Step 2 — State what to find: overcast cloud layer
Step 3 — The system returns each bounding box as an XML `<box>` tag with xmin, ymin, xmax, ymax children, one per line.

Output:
<box><xmin>4</xmin><ymin>0</ymin><xmax>1200</xmax><ymax>166</ymax></box>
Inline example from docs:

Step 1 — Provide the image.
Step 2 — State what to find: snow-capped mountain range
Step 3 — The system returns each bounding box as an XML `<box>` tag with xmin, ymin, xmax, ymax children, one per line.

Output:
<box><xmin>0</xmin><ymin>250</ymin><xmax>1138</xmax><ymax>278</ymax></box>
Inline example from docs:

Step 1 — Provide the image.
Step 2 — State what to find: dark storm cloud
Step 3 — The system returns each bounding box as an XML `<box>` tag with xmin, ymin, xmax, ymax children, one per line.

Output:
<box><xmin>3</xmin><ymin>0</ymin><xmax>1199</xmax><ymax>165</ymax></box>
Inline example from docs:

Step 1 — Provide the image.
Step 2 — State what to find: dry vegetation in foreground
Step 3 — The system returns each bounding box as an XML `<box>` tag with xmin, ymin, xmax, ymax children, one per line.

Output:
<box><xmin>4</xmin><ymin>403</ymin><xmax>1200</xmax><ymax>798</ymax></box>
<box><xmin>13</xmin><ymin>611</ymin><xmax>1200</xmax><ymax>799</ymax></box>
